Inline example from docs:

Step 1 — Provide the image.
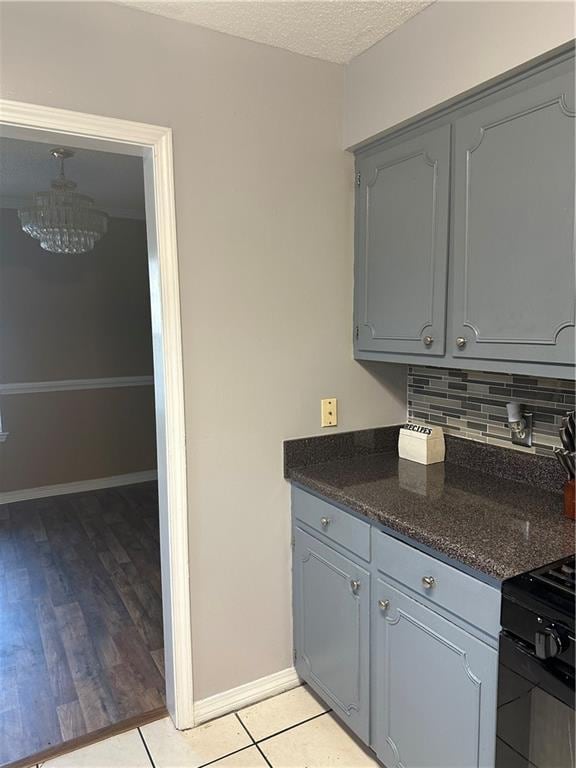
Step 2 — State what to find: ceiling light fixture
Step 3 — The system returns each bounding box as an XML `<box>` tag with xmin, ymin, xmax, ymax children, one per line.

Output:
<box><xmin>18</xmin><ymin>147</ymin><xmax>108</xmax><ymax>254</ymax></box>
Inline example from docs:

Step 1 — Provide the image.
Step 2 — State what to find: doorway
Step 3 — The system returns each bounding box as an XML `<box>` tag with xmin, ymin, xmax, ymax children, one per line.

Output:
<box><xmin>0</xmin><ymin>100</ymin><xmax>193</xmax><ymax>766</ymax></box>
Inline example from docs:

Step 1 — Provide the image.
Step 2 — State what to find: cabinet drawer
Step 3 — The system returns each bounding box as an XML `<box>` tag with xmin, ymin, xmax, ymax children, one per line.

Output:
<box><xmin>292</xmin><ymin>488</ymin><xmax>371</xmax><ymax>562</ymax></box>
<box><xmin>373</xmin><ymin>530</ymin><xmax>500</xmax><ymax>638</ymax></box>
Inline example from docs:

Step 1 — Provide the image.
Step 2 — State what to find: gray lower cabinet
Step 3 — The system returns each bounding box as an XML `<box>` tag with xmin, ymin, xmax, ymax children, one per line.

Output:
<box><xmin>451</xmin><ymin>66</ymin><xmax>575</xmax><ymax>366</ymax></box>
<box><xmin>355</xmin><ymin>124</ymin><xmax>450</xmax><ymax>357</ymax></box>
<box><xmin>292</xmin><ymin>487</ymin><xmax>500</xmax><ymax>768</ymax></box>
<box><xmin>293</xmin><ymin>526</ymin><xmax>370</xmax><ymax>742</ymax></box>
<box><xmin>374</xmin><ymin>577</ymin><xmax>498</xmax><ymax>768</ymax></box>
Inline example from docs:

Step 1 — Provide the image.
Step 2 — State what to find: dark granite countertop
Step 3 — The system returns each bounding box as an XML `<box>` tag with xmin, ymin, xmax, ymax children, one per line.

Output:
<box><xmin>285</xmin><ymin>427</ymin><xmax>574</xmax><ymax>583</ymax></box>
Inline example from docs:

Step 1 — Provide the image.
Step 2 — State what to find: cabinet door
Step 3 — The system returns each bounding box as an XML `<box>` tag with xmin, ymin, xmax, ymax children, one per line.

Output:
<box><xmin>355</xmin><ymin>124</ymin><xmax>450</xmax><ymax>356</ymax></box>
<box><xmin>293</xmin><ymin>527</ymin><xmax>370</xmax><ymax>742</ymax></box>
<box><xmin>451</xmin><ymin>67</ymin><xmax>575</xmax><ymax>365</ymax></box>
<box><xmin>374</xmin><ymin>578</ymin><xmax>497</xmax><ymax>768</ymax></box>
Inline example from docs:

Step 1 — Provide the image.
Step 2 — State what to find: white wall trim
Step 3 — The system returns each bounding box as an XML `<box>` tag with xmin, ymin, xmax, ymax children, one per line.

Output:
<box><xmin>0</xmin><ymin>99</ymin><xmax>194</xmax><ymax>729</ymax></box>
<box><xmin>194</xmin><ymin>668</ymin><xmax>301</xmax><ymax>725</ymax></box>
<box><xmin>0</xmin><ymin>470</ymin><xmax>158</xmax><ymax>505</ymax></box>
<box><xmin>0</xmin><ymin>376</ymin><xmax>154</xmax><ymax>395</ymax></box>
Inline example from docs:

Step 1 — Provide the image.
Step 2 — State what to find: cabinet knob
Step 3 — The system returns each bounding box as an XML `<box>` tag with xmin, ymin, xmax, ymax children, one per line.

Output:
<box><xmin>378</xmin><ymin>599</ymin><xmax>390</xmax><ymax>611</ymax></box>
<box><xmin>320</xmin><ymin>516</ymin><xmax>331</xmax><ymax>528</ymax></box>
<box><xmin>456</xmin><ymin>336</ymin><xmax>467</xmax><ymax>349</ymax></box>
<box><xmin>350</xmin><ymin>579</ymin><xmax>361</xmax><ymax>594</ymax></box>
<box><xmin>422</xmin><ymin>576</ymin><xmax>436</xmax><ymax>589</ymax></box>
<box><xmin>423</xmin><ymin>335</ymin><xmax>434</xmax><ymax>347</ymax></box>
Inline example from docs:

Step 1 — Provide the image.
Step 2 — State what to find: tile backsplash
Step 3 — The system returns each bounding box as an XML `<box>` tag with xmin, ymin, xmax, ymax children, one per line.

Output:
<box><xmin>408</xmin><ymin>366</ymin><xmax>575</xmax><ymax>456</ymax></box>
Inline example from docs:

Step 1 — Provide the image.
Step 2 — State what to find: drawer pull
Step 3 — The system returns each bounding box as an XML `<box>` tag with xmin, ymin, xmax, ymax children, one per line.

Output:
<box><xmin>320</xmin><ymin>516</ymin><xmax>331</xmax><ymax>528</ymax></box>
<box><xmin>456</xmin><ymin>336</ymin><xmax>467</xmax><ymax>349</ymax></box>
<box><xmin>350</xmin><ymin>579</ymin><xmax>361</xmax><ymax>594</ymax></box>
<box><xmin>423</xmin><ymin>335</ymin><xmax>434</xmax><ymax>347</ymax></box>
<box><xmin>378</xmin><ymin>599</ymin><xmax>390</xmax><ymax>611</ymax></box>
<box><xmin>422</xmin><ymin>576</ymin><xmax>436</xmax><ymax>589</ymax></box>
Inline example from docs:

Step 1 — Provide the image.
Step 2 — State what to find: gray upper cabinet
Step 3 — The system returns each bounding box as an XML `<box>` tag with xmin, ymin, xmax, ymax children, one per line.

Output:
<box><xmin>451</xmin><ymin>68</ymin><xmax>575</xmax><ymax>365</ymax></box>
<box><xmin>355</xmin><ymin>124</ymin><xmax>451</xmax><ymax>357</ymax></box>
<box><xmin>293</xmin><ymin>527</ymin><xmax>370</xmax><ymax>742</ymax></box>
<box><xmin>354</xmin><ymin>47</ymin><xmax>575</xmax><ymax>377</ymax></box>
<box><xmin>374</xmin><ymin>577</ymin><xmax>498</xmax><ymax>768</ymax></box>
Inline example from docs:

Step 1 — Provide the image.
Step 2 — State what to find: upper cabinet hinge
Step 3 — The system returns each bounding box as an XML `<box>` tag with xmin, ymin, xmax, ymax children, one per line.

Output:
<box><xmin>355</xmin><ymin>326</ymin><xmax>359</xmax><ymax>341</ymax></box>
<box><xmin>355</xmin><ymin>171</ymin><xmax>361</xmax><ymax>187</ymax></box>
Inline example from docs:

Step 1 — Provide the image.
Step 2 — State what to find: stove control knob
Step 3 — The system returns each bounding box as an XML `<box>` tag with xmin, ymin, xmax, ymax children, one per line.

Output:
<box><xmin>534</xmin><ymin>626</ymin><xmax>565</xmax><ymax>660</ymax></box>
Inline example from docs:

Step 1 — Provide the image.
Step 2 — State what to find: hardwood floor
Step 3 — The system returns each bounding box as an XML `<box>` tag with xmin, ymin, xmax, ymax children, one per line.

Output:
<box><xmin>0</xmin><ymin>482</ymin><xmax>165</xmax><ymax>767</ymax></box>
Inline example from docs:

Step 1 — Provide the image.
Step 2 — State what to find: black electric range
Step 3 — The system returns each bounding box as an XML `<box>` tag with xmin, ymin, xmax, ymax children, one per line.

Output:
<box><xmin>496</xmin><ymin>554</ymin><xmax>575</xmax><ymax>768</ymax></box>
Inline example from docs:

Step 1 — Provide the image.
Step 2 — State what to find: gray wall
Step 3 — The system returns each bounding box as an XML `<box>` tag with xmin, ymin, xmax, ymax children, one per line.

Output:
<box><xmin>0</xmin><ymin>208</ymin><xmax>156</xmax><ymax>491</ymax></box>
<box><xmin>0</xmin><ymin>210</ymin><xmax>153</xmax><ymax>381</ymax></box>
<box><xmin>408</xmin><ymin>366</ymin><xmax>575</xmax><ymax>455</ymax></box>
<box><xmin>344</xmin><ymin>0</ymin><xmax>574</xmax><ymax>147</ymax></box>
<box><xmin>0</xmin><ymin>2</ymin><xmax>407</xmax><ymax>700</ymax></box>
<box><xmin>1</xmin><ymin>387</ymin><xmax>157</xmax><ymax>491</ymax></box>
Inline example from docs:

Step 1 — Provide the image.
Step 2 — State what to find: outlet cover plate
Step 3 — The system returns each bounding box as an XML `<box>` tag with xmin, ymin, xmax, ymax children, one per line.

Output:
<box><xmin>321</xmin><ymin>398</ymin><xmax>338</xmax><ymax>428</ymax></box>
<box><xmin>511</xmin><ymin>412</ymin><xmax>533</xmax><ymax>447</ymax></box>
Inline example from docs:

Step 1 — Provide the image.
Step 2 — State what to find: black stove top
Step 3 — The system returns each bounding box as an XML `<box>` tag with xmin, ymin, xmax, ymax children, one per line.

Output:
<box><xmin>532</xmin><ymin>555</ymin><xmax>575</xmax><ymax>597</ymax></box>
<box><xmin>503</xmin><ymin>554</ymin><xmax>575</xmax><ymax>627</ymax></box>
<box><xmin>501</xmin><ymin>553</ymin><xmax>575</xmax><ymax>671</ymax></box>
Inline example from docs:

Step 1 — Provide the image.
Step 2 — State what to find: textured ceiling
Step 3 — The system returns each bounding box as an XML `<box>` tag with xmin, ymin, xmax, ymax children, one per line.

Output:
<box><xmin>120</xmin><ymin>1</ymin><xmax>435</xmax><ymax>63</ymax></box>
<box><xmin>0</xmin><ymin>138</ymin><xmax>145</xmax><ymax>218</ymax></box>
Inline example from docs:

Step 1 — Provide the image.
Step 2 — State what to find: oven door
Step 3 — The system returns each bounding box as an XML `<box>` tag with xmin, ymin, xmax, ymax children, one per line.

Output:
<box><xmin>496</xmin><ymin>632</ymin><xmax>575</xmax><ymax>768</ymax></box>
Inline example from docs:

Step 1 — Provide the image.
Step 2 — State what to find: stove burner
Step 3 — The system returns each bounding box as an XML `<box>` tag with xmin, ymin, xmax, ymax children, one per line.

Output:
<box><xmin>532</xmin><ymin>555</ymin><xmax>576</xmax><ymax>597</ymax></box>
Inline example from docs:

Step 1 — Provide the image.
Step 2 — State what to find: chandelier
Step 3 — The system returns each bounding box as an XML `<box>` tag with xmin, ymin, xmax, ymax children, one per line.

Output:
<box><xmin>18</xmin><ymin>148</ymin><xmax>108</xmax><ymax>254</ymax></box>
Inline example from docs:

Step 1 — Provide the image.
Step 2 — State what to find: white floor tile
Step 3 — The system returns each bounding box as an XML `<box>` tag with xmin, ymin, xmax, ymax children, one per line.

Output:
<box><xmin>140</xmin><ymin>714</ymin><xmax>252</xmax><ymax>768</ymax></box>
<box><xmin>238</xmin><ymin>685</ymin><xmax>328</xmax><ymax>741</ymax></box>
<box><xmin>259</xmin><ymin>713</ymin><xmax>379</xmax><ymax>768</ymax></box>
<box><xmin>40</xmin><ymin>729</ymin><xmax>151</xmax><ymax>768</ymax></box>
<box><xmin>209</xmin><ymin>746</ymin><xmax>269</xmax><ymax>767</ymax></box>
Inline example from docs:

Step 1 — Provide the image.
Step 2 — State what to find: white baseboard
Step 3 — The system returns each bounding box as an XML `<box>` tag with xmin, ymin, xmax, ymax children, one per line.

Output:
<box><xmin>0</xmin><ymin>470</ymin><xmax>158</xmax><ymax>505</ymax></box>
<box><xmin>194</xmin><ymin>667</ymin><xmax>301</xmax><ymax>725</ymax></box>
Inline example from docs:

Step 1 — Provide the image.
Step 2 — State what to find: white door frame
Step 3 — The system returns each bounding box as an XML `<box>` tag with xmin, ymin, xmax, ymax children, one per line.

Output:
<box><xmin>0</xmin><ymin>99</ymin><xmax>195</xmax><ymax>730</ymax></box>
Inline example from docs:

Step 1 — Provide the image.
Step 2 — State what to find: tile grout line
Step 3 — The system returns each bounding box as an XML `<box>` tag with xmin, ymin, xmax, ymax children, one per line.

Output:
<box><xmin>234</xmin><ymin>712</ymin><xmax>256</xmax><ymax>744</ymax></box>
<box><xmin>254</xmin><ymin>742</ymin><xmax>274</xmax><ymax>767</ymax></box>
<box><xmin>255</xmin><ymin>710</ymin><xmax>332</xmax><ymax>745</ymax></box>
<box><xmin>234</xmin><ymin>713</ymin><xmax>274</xmax><ymax>768</ymax></box>
<box><xmin>195</xmin><ymin>745</ymin><xmax>259</xmax><ymax>768</ymax></box>
<box><xmin>193</xmin><ymin>714</ymin><xmax>266</xmax><ymax>768</ymax></box>
<box><xmin>137</xmin><ymin>727</ymin><xmax>157</xmax><ymax>768</ymax></box>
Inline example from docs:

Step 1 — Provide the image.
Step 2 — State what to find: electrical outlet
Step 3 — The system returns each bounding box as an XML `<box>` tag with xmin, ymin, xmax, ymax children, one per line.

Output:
<box><xmin>321</xmin><ymin>398</ymin><xmax>338</xmax><ymax>427</ymax></box>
